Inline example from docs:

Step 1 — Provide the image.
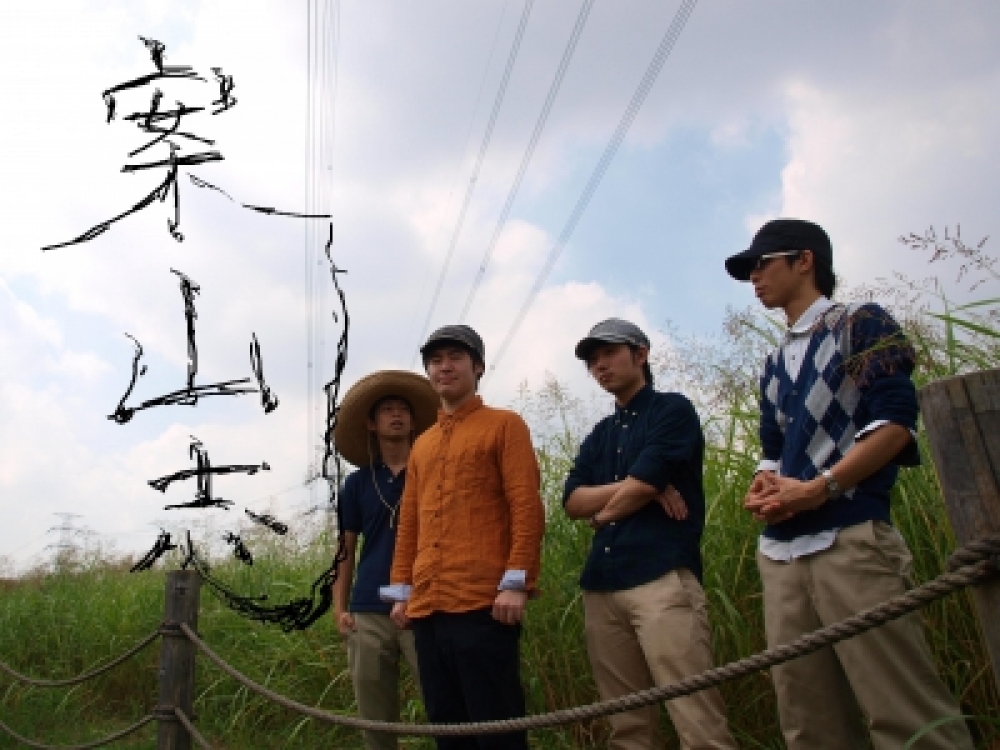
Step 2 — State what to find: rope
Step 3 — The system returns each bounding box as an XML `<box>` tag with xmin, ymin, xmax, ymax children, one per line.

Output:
<box><xmin>174</xmin><ymin>708</ymin><xmax>212</xmax><ymax>750</ymax></box>
<box><xmin>0</xmin><ymin>631</ymin><xmax>159</xmax><ymax>688</ymax></box>
<box><xmin>0</xmin><ymin>716</ymin><xmax>154</xmax><ymax>750</ymax></box>
<box><xmin>179</xmin><ymin>533</ymin><xmax>1000</xmax><ymax>737</ymax></box>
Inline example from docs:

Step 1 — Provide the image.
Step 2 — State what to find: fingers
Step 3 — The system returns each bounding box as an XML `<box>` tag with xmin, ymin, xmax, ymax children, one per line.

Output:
<box><xmin>335</xmin><ymin>612</ymin><xmax>356</xmax><ymax>636</ymax></box>
<box><xmin>492</xmin><ymin>591</ymin><xmax>527</xmax><ymax>626</ymax></box>
<box><xmin>390</xmin><ymin>603</ymin><xmax>410</xmax><ymax>630</ymax></box>
<box><xmin>659</xmin><ymin>485</ymin><xmax>688</xmax><ymax>520</ymax></box>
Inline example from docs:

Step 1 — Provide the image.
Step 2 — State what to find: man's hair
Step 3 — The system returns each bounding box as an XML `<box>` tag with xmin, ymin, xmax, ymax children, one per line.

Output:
<box><xmin>786</xmin><ymin>250</ymin><xmax>837</xmax><ymax>298</ymax></box>
<box><xmin>582</xmin><ymin>344</ymin><xmax>654</xmax><ymax>388</ymax></box>
<box><xmin>633</xmin><ymin>346</ymin><xmax>654</xmax><ymax>388</ymax></box>
<box><xmin>367</xmin><ymin>395</ymin><xmax>414</xmax><ymax>422</ymax></box>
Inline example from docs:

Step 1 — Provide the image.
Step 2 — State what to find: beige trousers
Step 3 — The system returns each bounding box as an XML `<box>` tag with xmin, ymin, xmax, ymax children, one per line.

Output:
<box><xmin>759</xmin><ymin>520</ymin><xmax>974</xmax><ymax>750</ymax></box>
<box><xmin>347</xmin><ymin>612</ymin><xmax>420</xmax><ymax>750</ymax></box>
<box><xmin>583</xmin><ymin>569</ymin><xmax>737</xmax><ymax>750</ymax></box>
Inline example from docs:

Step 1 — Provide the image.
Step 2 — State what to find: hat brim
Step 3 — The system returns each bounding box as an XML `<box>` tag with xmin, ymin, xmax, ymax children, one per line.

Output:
<box><xmin>725</xmin><ymin>247</ymin><xmax>765</xmax><ymax>281</ymax></box>
<box><xmin>333</xmin><ymin>370</ymin><xmax>439</xmax><ymax>467</ymax></box>
<box><xmin>574</xmin><ymin>335</ymin><xmax>643</xmax><ymax>361</ymax></box>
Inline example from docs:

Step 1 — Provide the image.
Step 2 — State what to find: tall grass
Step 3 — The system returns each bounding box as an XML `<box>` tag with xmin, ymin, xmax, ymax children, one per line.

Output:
<box><xmin>2</xmin><ymin>228</ymin><xmax>999</xmax><ymax>748</ymax></box>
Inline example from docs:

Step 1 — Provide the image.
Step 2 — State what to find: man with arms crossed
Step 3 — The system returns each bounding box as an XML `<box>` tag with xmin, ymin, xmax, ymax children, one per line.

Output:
<box><xmin>381</xmin><ymin>325</ymin><xmax>545</xmax><ymax>750</ymax></box>
<box><xmin>563</xmin><ymin>318</ymin><xmax>737</xmax><ymax>750</ymax></box>
<box><xmin>726</xmin><ymin>218</ymin><xmax>973</xmax><ymax>749</ymax></box>
<box><xmin>333</xmin><ymin>370</ymin><xmax>438</xmax><ymax>750</ymax></box>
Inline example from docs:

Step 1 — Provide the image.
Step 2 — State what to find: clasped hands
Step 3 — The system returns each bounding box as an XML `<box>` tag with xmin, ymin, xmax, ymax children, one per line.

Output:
<box><xmin>744</xmin><ymin>471</ymin><xmax>827</xmax><ymax>525</ymax></box>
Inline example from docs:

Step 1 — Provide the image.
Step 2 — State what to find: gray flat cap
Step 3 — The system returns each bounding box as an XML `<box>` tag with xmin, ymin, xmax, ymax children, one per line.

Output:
<box><xmin>575</xmin><ymin>318</ymin><xmax>650</xmax><ymax>360</ymax></box>
<box><xmin>419</xmin><ymin>324</ymin><xmax>485</xmax><ymax>363</ymax></box>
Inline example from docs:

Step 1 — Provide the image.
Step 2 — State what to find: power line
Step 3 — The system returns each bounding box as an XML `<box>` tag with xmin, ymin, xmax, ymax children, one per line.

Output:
<box><xmin>410</xmin><ymin>0</ymin><xmax>535</xmax><ymax>365</ymax></box>
<box><xmin>484</xmin><ymin>0</ymin><xmax>699</xmax><ymax>387</ymax></box>
<box><xmin>458</xmin><ymin>0</ymin><xmax>595</xmax><ymax>323</ymax></box>
<box><xmin>304</xmin><ymin>0</ymin><xmax>341</xmax><ymax>505</ymax></box>
<box><xmin>400</xmin><ymin>0</ymin><xmax>513</xmax><ymax>355</ymax></box>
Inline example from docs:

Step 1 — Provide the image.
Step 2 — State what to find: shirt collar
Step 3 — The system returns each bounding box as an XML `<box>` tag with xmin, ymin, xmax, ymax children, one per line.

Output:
<box><xmin>438</xmin><ymin>394</ymin><xmax>483</xmax><ymax>423</ymax></box>
<box><xmin>616</xmin><ymin>384</ymin><xmax>654</xmax><ymax>418</ymax></box>
<box><xmin>787</xmin><ymin>296</ymin><xmax>835</xmax><ymax>336</ymax></box>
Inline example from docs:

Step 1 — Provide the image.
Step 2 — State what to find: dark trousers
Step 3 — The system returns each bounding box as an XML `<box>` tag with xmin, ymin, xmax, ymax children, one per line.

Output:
<box><xmin>411</xmin><ymin>609</ymin><xmax>529</xmax><ymax>750</ymax></box>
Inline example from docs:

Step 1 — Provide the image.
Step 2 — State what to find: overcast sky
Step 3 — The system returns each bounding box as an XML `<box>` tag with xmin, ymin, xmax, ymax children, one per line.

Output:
<box><xmin>1</xmin><ymin>0</ymin><xmax>997</xmax><ymax>573</ymax></box>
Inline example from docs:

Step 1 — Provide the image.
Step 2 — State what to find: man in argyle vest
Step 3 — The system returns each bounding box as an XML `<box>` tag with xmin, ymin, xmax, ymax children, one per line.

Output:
<box><xmin>725</xmin><ymin>218</ymin><xmax>973</xmax><ymax>750</ymax></box>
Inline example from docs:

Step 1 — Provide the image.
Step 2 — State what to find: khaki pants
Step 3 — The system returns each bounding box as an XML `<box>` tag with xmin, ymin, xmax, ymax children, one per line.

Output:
<box><xmin>347</xmin><ymin>612</ymin><xmax>420</xmax><ymax>750</ymax></box>
<box><xmin>759</xmin><ymin>520</ymin><xmax>974</xmax><ymax>750</ymax></box>
<box><xmin>583</xmin><ymin>569</ymin><xmax>737</xmax><ymax>750</ymax></box>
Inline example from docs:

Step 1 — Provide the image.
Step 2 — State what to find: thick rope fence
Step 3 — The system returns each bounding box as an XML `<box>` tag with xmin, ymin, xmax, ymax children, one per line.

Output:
<box><xmin>1</xmin><ymin>534</ymin><xmax>998</xmax><ymax>747</ymax></box>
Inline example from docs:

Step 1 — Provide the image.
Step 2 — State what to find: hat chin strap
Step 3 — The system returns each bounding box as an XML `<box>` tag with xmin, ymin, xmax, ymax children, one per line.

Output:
<box><xmin>367</xmin><ymin>431</ymin><xmax>399</xmax><ymax>528</ymax></box>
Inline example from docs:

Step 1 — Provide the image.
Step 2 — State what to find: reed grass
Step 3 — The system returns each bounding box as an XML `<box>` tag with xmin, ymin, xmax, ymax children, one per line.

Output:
<box><xmin>2</xmin><ymin>229</ymin><xmax>999</xmax><ymax>747</ymax></box>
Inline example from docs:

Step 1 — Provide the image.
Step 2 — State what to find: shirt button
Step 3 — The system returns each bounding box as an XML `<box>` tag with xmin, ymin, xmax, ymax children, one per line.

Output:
<box><xmin>789</xmin><ymin>417</ymin><xmax>795</xmax><ymax>423</ymax></box>
<box><xmin>617</xmin><ymin>448</ymin><xmax>622</xmax><ymax>453</ymax></box>
<box><xmin>604</xmin><ymin>547</ymin><xmax>611</xmax><ymax>553</ymax></box>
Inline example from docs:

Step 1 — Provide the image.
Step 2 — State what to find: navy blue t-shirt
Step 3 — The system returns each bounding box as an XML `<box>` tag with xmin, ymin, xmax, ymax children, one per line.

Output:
<box><xmin>339</xmin><ymin>463</ymin><xmax>406</xmax><ymax>614</ymax></box>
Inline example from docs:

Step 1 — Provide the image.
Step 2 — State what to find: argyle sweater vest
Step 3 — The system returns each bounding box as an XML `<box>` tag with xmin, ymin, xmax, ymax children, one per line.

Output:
<box><xmin>759</xmin><ymin>302</ymin><xmax>920</xmax><ymax>542</ymax></box>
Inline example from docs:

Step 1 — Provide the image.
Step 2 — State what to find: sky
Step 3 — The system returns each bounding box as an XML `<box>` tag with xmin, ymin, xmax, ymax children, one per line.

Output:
<box><xmin>0</xmin><ymin>0</ymin><xmax>997</xmax><ymax>573</ymax></box>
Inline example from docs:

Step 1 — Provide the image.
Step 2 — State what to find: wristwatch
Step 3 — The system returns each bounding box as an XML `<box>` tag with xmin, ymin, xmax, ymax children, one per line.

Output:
<box><xmin>821</xmin><ymin>469</ymin><xmax>842</xmax><ymax>499</ymax></box>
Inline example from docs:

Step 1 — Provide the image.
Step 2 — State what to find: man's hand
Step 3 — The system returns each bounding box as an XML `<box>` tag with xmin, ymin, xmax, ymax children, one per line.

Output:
<box><xmin>744</xmin><ymin>473</ymin><xmax>826</xmax><ymax>524</ymax></box>
<box><xmin>336</xmin><ymin>611</ymin><xmax>356</xmax><ymax>637</ymax></box>
<box><xmin>657</xmin><ymin>484</ymin><xmax>688</xmax><ymax>520</ymax></box>
<box><xmin>492</xmin><ymin>590</ymin><xmax>528</xmax><ymax>626</ymax></box>
<box><xmin>390</xmin><ymin>601</ymin><xmax>411</xmax><ymax>630</ymax></box>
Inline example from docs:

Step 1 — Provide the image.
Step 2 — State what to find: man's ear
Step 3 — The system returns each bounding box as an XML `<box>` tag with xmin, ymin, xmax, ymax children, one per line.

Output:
<box><xmin>797</xmin><ymin>248</ymin><xmax>816</xmax><ymax>274</ymax></box>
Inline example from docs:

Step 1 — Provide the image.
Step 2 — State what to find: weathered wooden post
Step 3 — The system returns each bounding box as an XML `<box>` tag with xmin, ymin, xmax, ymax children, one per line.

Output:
<box><xmin>919</xmin><ymin>368</ymin><xmax>1000</xmax><ymax>693</ymax></box>
<box><xmin>156</xmin><ymin>570</ymin><xmax>201</xmax><ymax>750</ymax></box>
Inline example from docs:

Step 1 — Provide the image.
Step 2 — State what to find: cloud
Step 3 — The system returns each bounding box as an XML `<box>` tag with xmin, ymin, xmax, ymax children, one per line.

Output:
<box><xmin>1</xmin><ymin>0</ymin><xmax>998</xmax><ymax>570</ymax></box>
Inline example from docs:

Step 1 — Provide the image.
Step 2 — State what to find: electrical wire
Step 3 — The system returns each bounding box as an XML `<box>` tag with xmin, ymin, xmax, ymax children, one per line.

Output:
<box><xmin>401</xmin><ymin>0</ymin><xmax>513</xmax><ymax>358</ymax></box>
<box><xmin>483</xmin><ymin>0</ymin><xmax>699</xmax><ymax>387</ymax></box>
<box><xmin>410</xmin><ymin>0</ymin><xmax>535</xmax><ymax>364</ymax></box>
<box><xmin>458</xmin><ymin>0</ymin><xmax>595</xmax><ymax>323</ymax></box>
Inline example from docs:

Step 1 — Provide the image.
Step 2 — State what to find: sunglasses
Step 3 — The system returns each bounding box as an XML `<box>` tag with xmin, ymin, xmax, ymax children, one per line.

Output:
<box><xmin>751</xmin><ymin>250</ymin><xmax>801</xmax><ymax>272</ymax></box>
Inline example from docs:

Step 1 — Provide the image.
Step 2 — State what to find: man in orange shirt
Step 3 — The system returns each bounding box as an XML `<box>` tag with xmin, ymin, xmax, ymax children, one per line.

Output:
<box><xmin>381</xmin><ymin>325</ymin><xmax>545</xmax><ymax>750</ymax></box>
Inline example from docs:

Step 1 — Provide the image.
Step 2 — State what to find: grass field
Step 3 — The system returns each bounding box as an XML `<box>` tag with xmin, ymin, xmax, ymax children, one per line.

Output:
<box><xmin>2</xmin><ymin>232</ymin><xmax>999</xmax><ymax>748</ymax></box>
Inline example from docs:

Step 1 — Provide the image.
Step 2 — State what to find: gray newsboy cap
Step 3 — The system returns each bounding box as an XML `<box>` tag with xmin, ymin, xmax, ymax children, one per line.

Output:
<box><xmin>419</xmin><ymin>324</ymin><xmax>486</xmax><ymax>363</ymax></box>
<box><xmin>574</xmin><ymin>318</ymin><xmax>650</xmax><ymax>360</ymax></box>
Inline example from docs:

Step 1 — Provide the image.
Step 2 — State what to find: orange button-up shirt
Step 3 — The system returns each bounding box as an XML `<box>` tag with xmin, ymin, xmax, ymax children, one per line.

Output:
<box><xmin>389</xmin><ymin>396</ymin><xmax>544</xmax><ymax>618</ymax></box>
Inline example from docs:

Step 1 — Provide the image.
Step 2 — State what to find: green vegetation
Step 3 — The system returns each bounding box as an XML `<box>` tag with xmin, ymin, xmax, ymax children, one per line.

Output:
<box><xmin>2</xmin><ymin>228</ymin><xmax>998</xmax><ymax>748</ymax></box>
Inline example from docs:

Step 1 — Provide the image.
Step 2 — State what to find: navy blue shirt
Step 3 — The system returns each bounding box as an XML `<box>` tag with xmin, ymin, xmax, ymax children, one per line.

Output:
<box><xmin>563</xmin><ymin>385</ymin><xmax>706</xmax><ymax>591</ymax></box>
<box><xmin>339</xmin><ymin>463</ymin><xmax>406</xmax><ymax>614</ymax></box>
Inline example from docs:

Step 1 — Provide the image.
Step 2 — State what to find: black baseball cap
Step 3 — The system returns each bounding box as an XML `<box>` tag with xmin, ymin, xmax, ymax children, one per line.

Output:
<box><xmin>725</xmin><ymin>218</ymin><xmax>833</xmax><ymax>281</ymax></box>
<box><xmin>419</xmin><ymin>324</ymin><xmax>485</xmax><ymax>363</ymax></box>
<box><xmin>575</xmin><ymin>318</ymin><xmax>650</xmax><ymax>361</ymax></box>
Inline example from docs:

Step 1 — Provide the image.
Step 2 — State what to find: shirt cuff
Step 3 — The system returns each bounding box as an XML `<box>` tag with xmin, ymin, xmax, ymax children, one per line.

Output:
<box><xmin>497</xmin><ymin>570</ymin><xmax>527</xmax><ymax>592</ymax></box>
<box><xmin>756</xmin><ymin>459</ymin><xmax>780</xmax><ymax>474</ymax></box>
<box><xmin>856</xmin><ymin>419</ymin><xmax>917</xmax><ymax>441</ymax></box>
<box><xmin>378</xmin><ymin>583</ymin><xmax>412</xmax><ymax>602</ymax></box>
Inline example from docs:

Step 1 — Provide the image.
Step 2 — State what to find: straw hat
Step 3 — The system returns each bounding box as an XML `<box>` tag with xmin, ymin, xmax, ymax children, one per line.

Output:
<box><xmin>333</xmin><ymin>370</ymin><xmax>439</xmax><ymax>467</ymax></box>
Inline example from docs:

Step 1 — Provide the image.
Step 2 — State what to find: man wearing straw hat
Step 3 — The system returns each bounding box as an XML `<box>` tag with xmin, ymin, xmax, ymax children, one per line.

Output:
<box><xmin>381</xmin><ymin>324</ymin><xmax>545</xmax><ymax>750</ymax></box>
<box><xmin>333</xmin><ymin>370</ymin><xmax>439</xmax><ymax>750</ymax></box>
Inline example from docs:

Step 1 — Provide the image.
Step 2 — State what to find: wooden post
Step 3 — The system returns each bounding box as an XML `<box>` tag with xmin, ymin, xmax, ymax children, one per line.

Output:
<box><xmin>156</xmin><ymin>570</ymin><xmax>201</xmax><ymax>750</ymax></box>
<box><xmin>918</xmin><ymin>368</ymin><xmax>1000</xmax><ymax>693</ymax></box>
